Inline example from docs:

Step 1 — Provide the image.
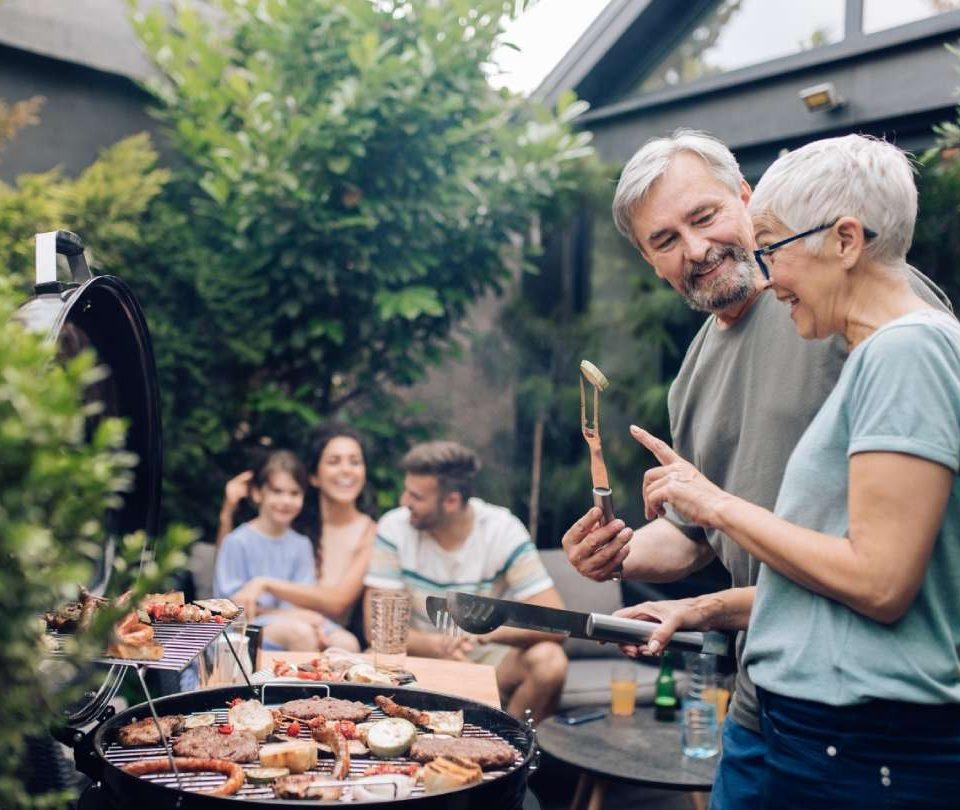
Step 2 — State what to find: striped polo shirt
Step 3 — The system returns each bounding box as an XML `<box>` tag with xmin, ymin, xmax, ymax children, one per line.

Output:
<box><xmin>364</xmin><ymin>498</ymin><xmax>554</xmax><ymax>631</ymax></box>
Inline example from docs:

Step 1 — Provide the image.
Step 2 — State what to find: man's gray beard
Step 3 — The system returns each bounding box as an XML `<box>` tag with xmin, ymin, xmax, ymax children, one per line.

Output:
<box><xmin>680</xmin><ymin>247</ymin><xmax>756</xmax><ymax>314</ymax></box>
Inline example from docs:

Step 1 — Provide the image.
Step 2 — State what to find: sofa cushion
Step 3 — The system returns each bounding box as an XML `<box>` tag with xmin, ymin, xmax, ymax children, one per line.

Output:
<box><xmin>539</xmin><ymin>549</ymin><xmax>622</xmax><ymax>659</ymax></box>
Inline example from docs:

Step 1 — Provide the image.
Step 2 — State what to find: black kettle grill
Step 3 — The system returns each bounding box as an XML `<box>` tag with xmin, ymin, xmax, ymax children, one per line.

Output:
<box><xmin>17</xmin><ymin>230</ymin><xmax>164</xmax><ymax>798</ymax></box>
<box><xmin>18</xmin><ymin>229</ymin><xmax>163</xmax><ymax>593</ymax></box>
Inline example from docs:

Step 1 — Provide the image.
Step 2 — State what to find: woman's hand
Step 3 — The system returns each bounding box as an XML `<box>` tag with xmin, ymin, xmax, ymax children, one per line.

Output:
<box><xmin>614</xmin><ymin>598</ymin><xmax>703</xmax><ymax>658</ymax></box>
<box><xmin>231</xmin><ymin>577</ymin><xmax>266</xmax><ymax>620</ymax></box>
<box><xmin>631</xmin><ymin>425</ymin><xmax>731</xmax><ymax>528</ymax></box>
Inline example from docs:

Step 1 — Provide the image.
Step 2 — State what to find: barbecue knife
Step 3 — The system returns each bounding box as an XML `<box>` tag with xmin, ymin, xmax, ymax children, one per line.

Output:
<box><xmin>425</xmin><ymin>592</ymin><xmax>730</xmax><ymax>658</ymax></box>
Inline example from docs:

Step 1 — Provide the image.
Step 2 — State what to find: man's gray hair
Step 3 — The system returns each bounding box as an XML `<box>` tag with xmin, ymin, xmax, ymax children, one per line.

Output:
<box><xmin>612</xmin><ymin>128</ymin><xmax>744</xmax><ymax>249</ymax></box>
<box><xmin>749</xmin><ymin>134</ymin><xmax>916</xmax><ymax>265</ymax></box>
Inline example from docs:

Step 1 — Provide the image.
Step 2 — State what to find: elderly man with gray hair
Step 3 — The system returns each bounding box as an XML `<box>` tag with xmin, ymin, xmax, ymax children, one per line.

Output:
<box><xmin>561</xmin><ymin>130</ymin><xmax>951</xmax><ymax>808</ymax></box>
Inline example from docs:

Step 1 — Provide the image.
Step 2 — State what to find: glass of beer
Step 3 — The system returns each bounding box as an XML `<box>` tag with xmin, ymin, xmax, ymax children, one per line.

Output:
<box><xmin>369</xmin><ymin>589</ymin><xmax>411</xmax><ymax>671</ymax></box>
<box><xmin>610</xmin><ymin>661</ymin><xmax>638</xmax><ymax>716</ymax></box>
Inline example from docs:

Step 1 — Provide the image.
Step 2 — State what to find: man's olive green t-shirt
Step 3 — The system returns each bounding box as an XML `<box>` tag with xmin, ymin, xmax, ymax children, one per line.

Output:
<box><xmin>665</xmin><ymin>269</ymin><xmax>951</xmax><ymax>733</ymax></box>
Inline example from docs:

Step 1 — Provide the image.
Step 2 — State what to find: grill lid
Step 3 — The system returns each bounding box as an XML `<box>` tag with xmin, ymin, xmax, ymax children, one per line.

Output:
<box><xmin>17</xmin><ymin>230</ymin><xmax>163</xmax><ymax>596</ymax></box>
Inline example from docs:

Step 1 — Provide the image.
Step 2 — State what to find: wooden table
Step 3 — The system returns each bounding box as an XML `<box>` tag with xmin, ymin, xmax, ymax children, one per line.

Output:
<box><xmin>260</xmin><ymin>651</ymin><xmax>502</xmax><ymax>708</ymax></box>
<box><xmin>537</xmin><ymin>708</ymin><xmax>716</xmax><ymax>810</ymax></box>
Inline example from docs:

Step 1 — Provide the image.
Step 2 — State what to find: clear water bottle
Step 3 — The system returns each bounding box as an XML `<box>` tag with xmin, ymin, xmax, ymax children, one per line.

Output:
<box><xmin>681</xmin><ymin>652</ymin><xmax>719</xmax><ymax>759</ymax></box>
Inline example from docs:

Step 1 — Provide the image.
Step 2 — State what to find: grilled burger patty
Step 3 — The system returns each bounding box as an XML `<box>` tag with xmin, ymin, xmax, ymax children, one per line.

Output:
<box><xmin>409</xmin><ymin>736</ymin><xmax>516</xmax><ymax>770</ymax></box>
<box><xmin>118</xmin><ymin>715</ymin><xmax>185</xmax><ymax>747</ymax></box>
<box><xmin>280</xmin><ymin>696</ymin><xmax>372</xmax><ymax>722</ymax></box>
<box><xmin>171</xmin><ymin>726</ymin><xmax>259</xmax><ymax>762</ymax></box>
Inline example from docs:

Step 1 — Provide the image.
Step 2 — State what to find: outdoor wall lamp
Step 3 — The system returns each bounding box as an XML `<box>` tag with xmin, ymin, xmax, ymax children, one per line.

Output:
<box><xmin>799</xmin><ymin>81</ymin><xmax>844</xmax><ymax>112</ymax></box>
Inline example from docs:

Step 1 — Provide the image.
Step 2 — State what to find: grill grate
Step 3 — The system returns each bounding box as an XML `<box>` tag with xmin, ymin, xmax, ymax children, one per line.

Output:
<box><xmin>48</xmin><ymin>612</ymin><xmax>244</xmax><ymax>673</ymax></box>
<box><xmin>104</xmin><ymin>706</ymin><xmax>525</xmax><ymax>801</ymax></box>
<box><xmin>93</xmin><ymin>618</ymin><xmax>241</xmax><ymax>672</ymax></box>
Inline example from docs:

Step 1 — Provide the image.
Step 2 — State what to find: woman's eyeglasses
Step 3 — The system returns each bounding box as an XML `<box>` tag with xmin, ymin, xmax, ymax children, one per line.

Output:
<box><xmin>753</xmin><ymin>219</ymin><xmax>877</xmax><ymax>280</ymax></box>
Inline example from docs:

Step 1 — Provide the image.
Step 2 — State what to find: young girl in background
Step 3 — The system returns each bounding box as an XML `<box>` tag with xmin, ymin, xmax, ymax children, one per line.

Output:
<box><xmin>214</xmin><ymin>449</ymin><xmax>360</xmax><ymax>652</ymax></box>
<box><xmin>217</xmin><ymin>423</ymin><xmax>376</xmax><ymax>633</ymax></box>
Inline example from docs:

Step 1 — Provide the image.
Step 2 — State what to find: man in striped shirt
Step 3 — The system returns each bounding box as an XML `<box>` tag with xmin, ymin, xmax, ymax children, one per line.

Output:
<box><xmin>364</xmin><ymin>441</ymin><xmax>567</xmax><ymax>721</ymax></box>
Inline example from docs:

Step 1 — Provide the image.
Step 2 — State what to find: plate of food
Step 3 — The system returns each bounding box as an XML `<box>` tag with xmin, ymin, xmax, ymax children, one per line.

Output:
<box><xmin>255</xmin><ymin>648</ymin><xmax>417</xmax><ymax>687</ymax></box>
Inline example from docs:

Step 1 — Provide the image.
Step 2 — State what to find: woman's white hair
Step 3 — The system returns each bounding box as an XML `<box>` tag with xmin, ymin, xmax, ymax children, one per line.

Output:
<box><xmin>749</xmin><ymin>134</ymin><xmax>917</xmax><ymax>265</ymax></box>
<box><xmin>612</xmin><ymin>128</ymin><xmax>744</xmax><ymax>248</ymax></box>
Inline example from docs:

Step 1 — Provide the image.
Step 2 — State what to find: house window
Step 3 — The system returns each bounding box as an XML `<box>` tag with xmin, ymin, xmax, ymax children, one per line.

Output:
<box><xmin>862</xmin><ymin>0</ymin><xmax>960</xmax><ymax>34</ymax></box>
<box><xmin>639</xmin><ymin>0</ymin><xmax>844</xmax><ymax>94</ymax></box>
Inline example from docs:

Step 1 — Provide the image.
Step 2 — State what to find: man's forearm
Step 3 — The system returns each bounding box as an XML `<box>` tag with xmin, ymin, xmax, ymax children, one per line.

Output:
<box><xmin>688</xmin><ymin>586</ymin><xmax>754</xmax><ymax>631</ymax></box>
<box><xmin>621</xmin><ymin>518</ymin><xmax>715</xmax><ymax>583</ymax></box>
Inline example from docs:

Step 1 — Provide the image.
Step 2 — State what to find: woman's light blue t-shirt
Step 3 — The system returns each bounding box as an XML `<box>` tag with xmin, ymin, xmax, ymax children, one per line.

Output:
<box><xmin>744</xmin><ymin>309</ymin><xmax>960</xmax><ymax>706</ymax></box>
<box><xmin>213</xmin><ymin>522</ymin><xmax>315</xmax><ymax>611</ymax></box>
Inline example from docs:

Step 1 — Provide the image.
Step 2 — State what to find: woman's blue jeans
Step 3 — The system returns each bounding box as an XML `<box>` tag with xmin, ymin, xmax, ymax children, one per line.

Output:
<box><xmin>756</xmin><ymin>686</ymin><xmax>960</xmax><ymax>809</ymax></box>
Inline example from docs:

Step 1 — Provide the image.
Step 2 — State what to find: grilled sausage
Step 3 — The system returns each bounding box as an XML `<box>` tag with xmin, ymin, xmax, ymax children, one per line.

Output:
<box><xmin>374</xmin><ymin>695</ymin><xmax>428</xmax><ymax>726</ymax></box>
<box><xmin>122</xmin><ymin>757</ymin><xmax>245</xmax><ymax>796</ymax></box>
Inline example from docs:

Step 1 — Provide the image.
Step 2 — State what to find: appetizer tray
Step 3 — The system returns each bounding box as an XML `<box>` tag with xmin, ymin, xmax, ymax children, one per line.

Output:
<box><xmin>44</xmin><ymin>591</ymin><xmax>246</xmax><ymax>673</ymax></box>
<box><xmin>251</xmin><ymin>667</ymin><xmax>418</xmax><ymax>687</ymax></box>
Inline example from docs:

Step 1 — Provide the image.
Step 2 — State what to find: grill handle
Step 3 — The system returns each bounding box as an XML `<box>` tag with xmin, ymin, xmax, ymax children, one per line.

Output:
<box><xmin>35</xmin><ymin>230</ymin><xmax>92</xmax><ymax>294</ymax></box>
<box><xmin>54</xmin><ymin>719</ymin><xmax>104</xmax><ymax>783</ymax></box>
<box><xmin>586</xmin><ymin>613</ymin><xmax>732</xmax><ymax>657</ymax></box>
<box><xmin>260</xmin><ymin>679</ymin><xmax>331</xmax><ymax>706</ymax></box>
<box><xmin>524</xmin><ymin>708</ymin><xmax>540</xmax><ymax>774</ymax></box>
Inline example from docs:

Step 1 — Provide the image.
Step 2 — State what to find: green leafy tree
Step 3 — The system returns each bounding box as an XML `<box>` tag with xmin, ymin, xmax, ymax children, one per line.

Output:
<box><xmin>124</xmin><ymin>0</ymin><xmax>597</xmax><ymax>530</ymax></box>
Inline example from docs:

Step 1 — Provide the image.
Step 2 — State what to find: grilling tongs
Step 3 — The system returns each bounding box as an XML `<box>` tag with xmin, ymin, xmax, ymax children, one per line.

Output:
<box><xmin>580</xmin><ymin>360</ymin><xmax>624</xmax><ymax>581</ymax></box>
<box><xmin>427</xmin><ymin>592</ymin><xmax>730</xmax><ymax>657</ymax></box>
<box><xmin>580</xmin><ymin>360</ymin><xmax>614</xmax><ymax>526</ymax></box>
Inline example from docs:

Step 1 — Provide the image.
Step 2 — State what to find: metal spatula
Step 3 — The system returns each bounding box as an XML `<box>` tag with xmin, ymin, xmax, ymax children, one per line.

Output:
<box><xmin>427</xmin><ymin>592</ymin><xmax>731</xmax><ymax>657</ymax></box>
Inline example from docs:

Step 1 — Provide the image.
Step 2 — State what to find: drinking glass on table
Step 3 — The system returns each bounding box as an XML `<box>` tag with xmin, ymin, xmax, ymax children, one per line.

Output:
<box><xmin>199</xmin><ymin>622</ymin><xmax>252</xmax><ymax>687</ymax></box>
<box><xmin>610</xmin><ymin>661</ymin><xmax>638</xmax><ymax>716</ymax></box>
<box><xmin>369</xmin><ymin>589</ymin><xmax>411</xmax><ymax>671</ymax></box>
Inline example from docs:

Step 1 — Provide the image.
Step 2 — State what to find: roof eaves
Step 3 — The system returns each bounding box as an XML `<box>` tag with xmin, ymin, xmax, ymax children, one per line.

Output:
<box><xmin>532</xmin><ymin>0</ymin><xmax>652</xmax><ymax>106</ymax></box>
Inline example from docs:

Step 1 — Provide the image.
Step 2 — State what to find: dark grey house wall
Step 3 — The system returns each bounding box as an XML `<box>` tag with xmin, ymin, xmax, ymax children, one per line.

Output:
<box><xmin>587</xmin><ymin>32</ymin><xmax>959</xmax><ymax>178</ymax></box>
<box><xmin>0</xmin><ymin>45</ymin><xmax>160</xmax><ymax>182</ymax></box>
<box><xmin>539</xmin><ymin>3</ymin><xmax>960</xmax><ymax>179</ymax></box>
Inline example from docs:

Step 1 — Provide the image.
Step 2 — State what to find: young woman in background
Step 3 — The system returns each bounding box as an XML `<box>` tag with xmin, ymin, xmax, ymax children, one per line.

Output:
<box><xmin>218</xmin><ymin>423</ymin><xmax>376</xmax><ymax>633</ymax></box>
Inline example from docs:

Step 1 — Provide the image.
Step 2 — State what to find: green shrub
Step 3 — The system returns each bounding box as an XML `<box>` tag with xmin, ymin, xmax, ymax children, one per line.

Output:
<box><xmin>123</xmin><ymin>0</ymin><xmax>598</xmax><ymax>529</ymax></box>
<box><xmin>0</xmin><ymin>272</ymin><xmax>194</xmax><ymax>808</ymax></box>
<box><xmin>0</xmin><ymin>131</ymin><xmax>169</xmax><ymax>289</ymax></box>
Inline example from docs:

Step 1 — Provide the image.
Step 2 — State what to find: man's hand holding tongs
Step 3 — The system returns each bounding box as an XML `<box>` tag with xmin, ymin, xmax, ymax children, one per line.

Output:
<box><xmin>561</xmin><ymin>506</ymin><xmax>633</xmax><ymax>582</ymax></box>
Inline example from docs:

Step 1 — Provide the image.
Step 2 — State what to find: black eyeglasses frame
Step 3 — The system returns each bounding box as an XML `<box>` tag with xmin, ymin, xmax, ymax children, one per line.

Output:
<box><xmin>753</xmin><ymin>219</ymin><xmax>878</xmax><ymax>280</ymax></box>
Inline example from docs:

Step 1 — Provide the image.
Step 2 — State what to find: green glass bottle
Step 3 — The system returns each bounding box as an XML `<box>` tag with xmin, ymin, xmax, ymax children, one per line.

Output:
<box><xmin>654</xmin><ymin>650</ymin><xmax>678</xmax><ymax>722</ymax></box>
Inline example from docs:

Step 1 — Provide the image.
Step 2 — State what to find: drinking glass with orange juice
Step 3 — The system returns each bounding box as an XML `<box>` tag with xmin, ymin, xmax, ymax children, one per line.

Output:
<box><xmin>610</xmin><ymin>662</ymin><xmax>638</xmax><ymax>716</ymax></box>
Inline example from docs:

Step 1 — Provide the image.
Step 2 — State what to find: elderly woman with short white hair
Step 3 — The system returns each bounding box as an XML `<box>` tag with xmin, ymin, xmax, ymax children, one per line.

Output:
<box><xmin>634</xmin><ymin>134</ymin><xmax>960</xmax><ymax>807</ymax></box>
